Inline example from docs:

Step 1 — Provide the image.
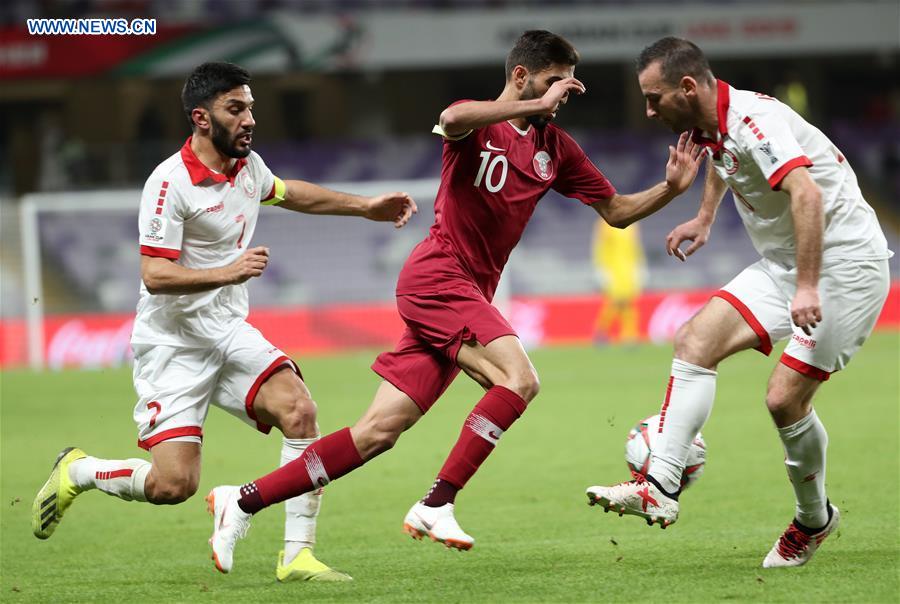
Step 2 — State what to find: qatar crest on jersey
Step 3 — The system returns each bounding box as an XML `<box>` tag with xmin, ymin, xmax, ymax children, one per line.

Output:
<box><xmin>722</xmin><ymin>148</ymin><xmax>739</xmax><ymax>175</ymax></box>
<box><xmin>533</xmin><ymin>151</ymin><xmax>553</xmax><ymax>180</ymax></box>
<box><xmin>239</xmin><ymin>171</ymin><xmax>256</xmax><ymax>198</ymax></box>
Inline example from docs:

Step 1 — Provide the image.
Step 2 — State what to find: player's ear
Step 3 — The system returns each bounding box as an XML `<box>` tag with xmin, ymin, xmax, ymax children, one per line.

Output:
<box><xmin>191</xmin><ymin>107</ymin><xmax>210</xmax><ymax>132</ymax></box>
<box><xmin>511</xmin><ymin>64</ymin><xmax>529</xmax><ymax>90</ymax></box>
<box><xmin>680</xmin><ymin>76</ymin><xmax>698</xmax><ymax>98</ymax></box>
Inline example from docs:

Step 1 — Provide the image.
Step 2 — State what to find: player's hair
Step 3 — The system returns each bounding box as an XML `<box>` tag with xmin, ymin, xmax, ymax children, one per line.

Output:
<box><xmin>637</xmin><ymin>37</ymin><xmax>715</xmax><ymax>86</ymax></box>
<box><xmin>505</xmin><ymin>30</ymin><xmax>579</xmax><ymax>79</ymax></box>
<box><xmin>181</xmin><ymin>62</ymin><xmax>252</xmax><ymax>127</ymax></box>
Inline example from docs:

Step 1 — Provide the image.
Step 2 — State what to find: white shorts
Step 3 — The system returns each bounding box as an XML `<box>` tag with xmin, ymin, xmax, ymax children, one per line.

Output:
<box><xmin>131</xmin><ymin>320</ymin><xmax>299</xmax><ymax>450</ymax></box>
<box><xmin>714</xmin><ymin>258</ymin><xmax>890</xmax><ymax>380</ymax></box>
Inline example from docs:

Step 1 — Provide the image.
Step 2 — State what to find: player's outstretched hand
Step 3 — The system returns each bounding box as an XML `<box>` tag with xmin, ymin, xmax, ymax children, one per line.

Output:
<box><xmin>791</xmin><ymin>285</ymin><xmax>822</xmax><ymax>336</ymax></box>
<box><xmin>540</xmin><ymin>77</ymin><xmax>586</xmax><ymax>113</ymax></box>
<box><xmin>665</xmin><ymin>132</ymin><xmax>703</xmax><ymax>195</ymax></box>
<box><xmin>228</xmin><ymin>246</ymin><xmax>269</xmax><ymax>283</ymax></box>
<box><xmin>365</xmin><ymin>192</ymin><xmax>418</xmax><ymax>228</ymax></box>
<box><xmin>666</xmin><ymin>216</ymin><xmax>712</xmax><ymax>262</ymax></box>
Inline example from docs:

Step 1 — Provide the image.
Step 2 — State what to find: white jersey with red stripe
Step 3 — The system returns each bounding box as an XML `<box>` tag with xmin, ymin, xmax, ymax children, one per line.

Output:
<box><xmin>693</xmin><ymin>80</ymin><xmax>891</xmax><ymax>267</ymax></box>
<box><xmin>133</xmin><ymin>137</ymin><xmax>279</xmax><ymax>347</ymax></box>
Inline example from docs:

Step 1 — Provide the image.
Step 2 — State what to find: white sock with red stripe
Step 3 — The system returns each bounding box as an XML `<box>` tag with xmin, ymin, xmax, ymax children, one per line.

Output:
<box><xmin>281</xmin><ymin>437</ymin><xmax>320</xmax><ymax>565</ymax></box>
<box><xmin>777</xmin><ymin>409</ymin><xmax>829</xmax><ymax>529</ymax></box>
<box><xmin>648</xmin><ymin>358</ymin><xmax>717</xmax><ymax>494</ymax></box>
<box><xmin>68</xmin><ymin>457</ymin><xmax>151</xmax><ymax>502</ymax></box>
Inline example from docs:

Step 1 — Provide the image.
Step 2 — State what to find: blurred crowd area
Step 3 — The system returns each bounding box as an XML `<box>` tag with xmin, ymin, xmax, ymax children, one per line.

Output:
<box><xmin>0</xmin><ymin>0</ymin><xmax>898</xmax><ymax>319</ymax></box>
<box><xmin>0</xmin><ymin>0</ymin><xmax>842</xmax><ymax>24</ymax></box>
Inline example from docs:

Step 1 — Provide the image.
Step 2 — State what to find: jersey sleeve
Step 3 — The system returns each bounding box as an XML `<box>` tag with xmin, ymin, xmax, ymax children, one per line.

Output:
<box><xmin>254</xmin><ymin>152</ymin><xmax>285</xmax><ymax>205</ymax></box>
<box><xmin>431</xmin><ymin>99</ymin><xmax>476</xmax><ymax>143</ymax></box>
<box><xmin>740</xmin><ymin>111</ymin><xmax>812</xmax><ymax>191</ymax></box>
<box><xmin>138</xmin><ymin>175</ymin><xmax>184</xmax><ymax>259</ymax></box>
<box><xmin>551</xmin><ymin>131</ymin><xmax>617</xmax><ymax>205</ymax></box>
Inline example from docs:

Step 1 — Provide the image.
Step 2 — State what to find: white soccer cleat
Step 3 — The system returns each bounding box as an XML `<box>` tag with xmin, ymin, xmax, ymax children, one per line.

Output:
<box><xmin>402</xmin><ymin>502</ymin><xmax>474</xmax><ymax>550</ymax></box>
<box><xmin>206</xmin><ymin>486</ymin><xmax>252</xmax><ymax>574</ymax></box>
<box><xmin>762</xmin><ymin>503</ymin><xmax>840</xmax><ymax>568</ymax></box>
<box><xmin>586</xmin><ymin>474</ymin><xmax>679</xmax><ymax>528</ymax></box>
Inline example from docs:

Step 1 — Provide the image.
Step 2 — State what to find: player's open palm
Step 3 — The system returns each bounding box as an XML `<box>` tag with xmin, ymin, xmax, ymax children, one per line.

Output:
<box><xmin>541</xmin><ymin>77</ymin><xmax>586</xmax><ymax>112</ymax></box>
<box><xmin>229</xmin><ymin>246</ymin><xmax>269</xmax><ymax>283</ymax></box>
<box><xmin>665</xmin><ymin>132</ymin><xmax>703</xmax><ymax>194</ymax></box>
<box><xmin>365</xmin><ymin>192</ymin><xmax>418</xmax><ymax>228</ymax></box>
<box><xmin>666</xmin><ymin>216</ymin><xmax>711</xmax><ymax>261</ymax></box>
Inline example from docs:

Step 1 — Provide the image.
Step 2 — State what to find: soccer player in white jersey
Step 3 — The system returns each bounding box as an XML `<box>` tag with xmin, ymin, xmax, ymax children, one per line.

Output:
<box><xmin>32</xmin><ymin>62</ymin><xmax>417</xmax><ymax>581</ymax></box>
<box><xmin>586</xmin><ymin>38</ymin><xmax>892</xmax><ymax>568</ymax></box>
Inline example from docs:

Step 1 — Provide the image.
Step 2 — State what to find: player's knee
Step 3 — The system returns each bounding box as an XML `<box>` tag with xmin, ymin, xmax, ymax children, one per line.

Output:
<box><xmin>506</xmin><ymin>368</ymin><xmax>540</xmax><ymax>402</ymax></box>
<box><xmin>765</xmin><ymin>383</ymin><xmax>795</xmax><ymax>418</ymax></box>
<box><xmin>147</xmin><ymin>473</ymin><xmax>199</xmax><ymax>504</ymax></box>
<box><xmin>278</xmin><ymin>395</ymin><xmax>318</xmax><ymax>438</ymax></box>
<box><xmin>673</xmin><ymin>321</ymin><xmax>709</xmax><ymax>366</ymax></box>
<box><xmin>353</xmin><ymin>417</ymin><xmax>405</xmax><ymax>459</ymax></box>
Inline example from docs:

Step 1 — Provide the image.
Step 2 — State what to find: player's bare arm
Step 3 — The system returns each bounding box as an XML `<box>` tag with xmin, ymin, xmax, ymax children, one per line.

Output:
<box><xmin>780</xmin><ymin>166</ymin><xmax>825</xmax><ymax>335</ymax></box>
<box><xmin>591</xmin><ymin>131</ymin><xmax>702</xmax><ymax>228</ymax></box>
<box><xmin>439</xmin><ymin>75</ymin><xmax>585</xmax><ymax>137</ymax></box>
<box><xmin>278</xmin><ymin>180</ymin><xmax>417</xmax><ymax>228</ymax></box>
<box><xmin>666</xmin><ymin>156</ymin><xmax>729</xmax><ymax>261</ymax></box>
<box><xmin>141</xmin><ymin>246</ymin><xmax>269</xmax><ymax>295</ymax></box>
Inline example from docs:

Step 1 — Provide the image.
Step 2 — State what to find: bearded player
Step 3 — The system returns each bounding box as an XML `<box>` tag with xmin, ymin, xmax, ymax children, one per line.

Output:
<box><xmin>32</xmin><ymin>62</ymin><xmax>417</xmax><ymax>581</ymax></box>
<box><xmin>204</xmin><ymin>30</ymin><xmax>703</xmax><ymax>572</ymax></box>
<box><xmin>586</xmin><ymin>37</ymin><xmax>891</xmax><ymax>568</ymax></box>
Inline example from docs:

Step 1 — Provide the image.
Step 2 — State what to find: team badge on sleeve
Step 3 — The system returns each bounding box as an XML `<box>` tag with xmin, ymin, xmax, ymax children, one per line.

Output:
<box><xmin>533</xmin><ymin>151</ymin><xmax>553</xmax><ymax>180</ymax></box>
<box><xmin>753</xmin><ymin>139</ymin><xmax>782</xmax><ymax>166</ymax></box>
<box><xmin>144</xmin><ymin>217</ymin><xmax>166</xmax><ymax>243</ymax></box>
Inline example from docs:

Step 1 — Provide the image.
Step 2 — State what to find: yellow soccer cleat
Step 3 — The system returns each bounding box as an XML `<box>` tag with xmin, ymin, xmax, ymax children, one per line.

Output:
<box><xmin>276</xmin><ymin>548</ymin><xmax>353</xmax><ymax>583</ymax></box>
<box><xmin>32</xmin><ymin>447</ymin><xmax>87</xmax><ymax>539</ymax></box>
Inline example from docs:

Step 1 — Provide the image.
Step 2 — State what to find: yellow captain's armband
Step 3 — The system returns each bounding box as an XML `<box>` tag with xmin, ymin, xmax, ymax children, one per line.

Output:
<box><xmin>432</xmin><ymin>124</ymin><xmax>473</xmax><ymax>141</ymax></box>
<box><xmin>261</xmin><ymin>176</ymin><xmax>286</xmax><ymax>205</ymax></box>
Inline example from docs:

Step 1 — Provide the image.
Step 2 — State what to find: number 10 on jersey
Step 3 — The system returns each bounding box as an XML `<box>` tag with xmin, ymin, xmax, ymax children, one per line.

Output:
<box><xmin>474</xmin><ymin>151</ymin><xmax>508</xmax><ymax>193</ymax></box>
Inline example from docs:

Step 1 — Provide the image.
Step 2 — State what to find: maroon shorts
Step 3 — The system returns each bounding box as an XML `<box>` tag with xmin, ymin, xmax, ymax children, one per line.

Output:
<box><xmin>372</xmin><ymin>287</ymin><xmax>516</xmax><ymax>413</ymax></box>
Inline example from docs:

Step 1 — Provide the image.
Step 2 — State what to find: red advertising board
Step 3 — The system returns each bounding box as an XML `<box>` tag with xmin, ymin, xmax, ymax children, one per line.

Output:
<box><xmin>1</xmin><ymin>285</ymin><xmax>898</xmax><ymax>369</ymax></box>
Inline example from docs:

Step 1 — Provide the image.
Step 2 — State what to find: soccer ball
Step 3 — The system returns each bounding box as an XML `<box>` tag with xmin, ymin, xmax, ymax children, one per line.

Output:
<box><xmin>625</xmin><ymin>414</ymin><xmax>706</xmax><ymax>489</ymax></box>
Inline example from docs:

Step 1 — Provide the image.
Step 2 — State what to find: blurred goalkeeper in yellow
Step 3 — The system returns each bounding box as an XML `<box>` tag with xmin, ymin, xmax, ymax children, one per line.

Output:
<box><xmin>592</xmin><ymin>218</ymin><xmax>646</xmax><ymax>345</ymax></box>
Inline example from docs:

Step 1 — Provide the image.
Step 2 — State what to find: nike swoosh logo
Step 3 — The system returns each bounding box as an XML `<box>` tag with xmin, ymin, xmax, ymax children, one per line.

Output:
<box><xmin>485</xmin><ymin>140</ymin><xmax>505</xmax><ymax>152</ymax></box>
<box><xmin>414</xmin><ymin>511</ymin><xmax>434</xmax><ymax>530</ymax></box>
<box><xmin>487</xmin><ymin>430</ymin><xmax>501</xmax><ymax>441</ymax></box>
<box><xmin>218</xmin><ymin>500</ymin><xmax>229</xmax><ymax>531</ymax></box>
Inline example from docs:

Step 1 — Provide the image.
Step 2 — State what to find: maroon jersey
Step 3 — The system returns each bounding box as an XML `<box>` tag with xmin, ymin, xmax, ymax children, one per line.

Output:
<box><xmin>397</xmin><ymin>103</ymin><xmax>617</xmax><ymax>301</ymax></box>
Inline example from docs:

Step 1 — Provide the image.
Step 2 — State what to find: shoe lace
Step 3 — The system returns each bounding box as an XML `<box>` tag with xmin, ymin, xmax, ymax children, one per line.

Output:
<box><xmin>776</xmin><ymin>524</ymin><xmax>810</xmax><ymax>560</ymax></box>
<box><xmin>613</xmin><ymin>471</ymin><xmax>647</xmax><ymax>488</ymax></box>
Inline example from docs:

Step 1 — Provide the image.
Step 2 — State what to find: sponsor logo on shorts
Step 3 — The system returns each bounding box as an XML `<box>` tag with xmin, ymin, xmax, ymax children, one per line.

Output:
<box><xmin>792</xmin><ymin>333</ymin><xmax>816</xmax><ymax>349</ymax></box>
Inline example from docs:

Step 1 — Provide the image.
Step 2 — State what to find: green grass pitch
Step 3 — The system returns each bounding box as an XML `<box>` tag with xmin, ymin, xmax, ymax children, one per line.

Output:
<box><xmin>2</xmin><ymin>333</ymin><xmax>898</xmax><ymax>602</ymax></box>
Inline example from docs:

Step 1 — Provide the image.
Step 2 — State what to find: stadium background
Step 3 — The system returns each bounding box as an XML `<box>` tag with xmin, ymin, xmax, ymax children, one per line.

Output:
<box><xmin>1</xmin><ymin>0</ymin><xmax>898</xmax><ymax>369</ymax></box>
<box><xmin>1</xmin><ymin>2</ymin><xmax>899</xmax><ymax>602</ymax></box>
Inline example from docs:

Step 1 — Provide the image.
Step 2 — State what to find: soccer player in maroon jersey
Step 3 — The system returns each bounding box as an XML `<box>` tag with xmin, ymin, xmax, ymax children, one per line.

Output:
<box><xmin>207</xmin><ymin>30</ymin><xmax>702</xmax><ymax>569</ymax></box>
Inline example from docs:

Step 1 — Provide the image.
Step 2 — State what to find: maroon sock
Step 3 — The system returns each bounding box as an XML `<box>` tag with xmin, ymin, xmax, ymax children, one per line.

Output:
<box><xmin>421</xmin><ymin>478</ymin><xmax>459</xmax><ymax>507</ymax></box>
<box><xmin>237</xmin><ymin>427</ymin><xmax>363</xmax><ymax>514</ymax></box>
<box><xmin>428</xmin><ymin>386</ymin><xmax>527</xmax><ymax>502</ymax></box>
